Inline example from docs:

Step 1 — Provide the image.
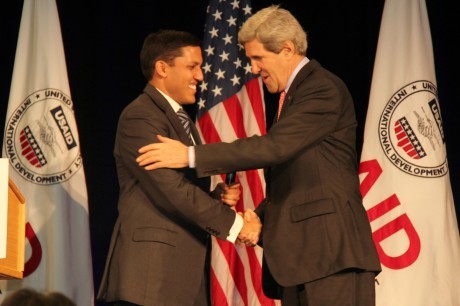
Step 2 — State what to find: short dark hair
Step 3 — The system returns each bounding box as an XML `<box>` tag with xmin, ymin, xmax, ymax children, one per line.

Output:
<box><xmin>0</xmin><ymin>288</ymin><xmax>46</xmax><ymax>306</ymax></box>
<box><xmin>140</xmin><ymin>29</ymin><xmax>202</xmax><ymax>81</ymax></box>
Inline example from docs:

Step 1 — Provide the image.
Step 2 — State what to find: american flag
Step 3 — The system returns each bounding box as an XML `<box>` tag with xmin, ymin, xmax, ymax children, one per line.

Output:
<box><xmin>196</xmin><ymin>0</ymin><xmax>278</xmax><ymax>305</ymax></box>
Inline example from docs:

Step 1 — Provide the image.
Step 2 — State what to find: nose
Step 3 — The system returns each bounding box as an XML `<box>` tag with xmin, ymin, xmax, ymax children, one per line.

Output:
<box><xmin>195</xmin><ymin>67</ymin><xmax>204</xmax><ymax>81</ymax></box>
<box><xmin>251</xmin><ymin>61</ymin><xmax>260</xmax><ymax>75</ymax></box>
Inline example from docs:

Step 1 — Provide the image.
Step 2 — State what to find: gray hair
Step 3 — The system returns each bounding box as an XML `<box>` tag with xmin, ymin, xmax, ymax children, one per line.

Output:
<box><xmin>238</xmin><ymin>5</ymin><xmax>307</xmax><ymax>55</ymax></box>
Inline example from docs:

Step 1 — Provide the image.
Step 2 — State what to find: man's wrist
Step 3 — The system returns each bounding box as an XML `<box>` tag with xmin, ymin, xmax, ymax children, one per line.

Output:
<box><xmin>227</xmin><ymin>213</ymin><xmax>243</xmax><ymax>243</ymax></box>
<box><xmin>188</xmin><ymin>146</ymin><xmax>196</xmax><ymax>168</ymax></box>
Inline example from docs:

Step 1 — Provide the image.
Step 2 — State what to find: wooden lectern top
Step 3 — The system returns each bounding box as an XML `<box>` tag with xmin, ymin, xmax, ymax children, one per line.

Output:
<box><xmin>0</xmin><ymin>178</ymin><xmax>26</xmax><ymax>279</ymax></box>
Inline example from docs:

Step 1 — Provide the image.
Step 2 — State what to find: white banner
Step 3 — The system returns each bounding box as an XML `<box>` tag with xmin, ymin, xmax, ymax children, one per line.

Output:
<box><xmin>359</xmin><ymin>0</ymin><xmax>460</xmax><ymax>305</ymax></box>
<box><xmin>1</xmin><ymin>1</ymin><xmax>93</xmax><ymax>305</ymax></box>
<box><xmin>0</xmin><ymin>159</ymin><xmax>8</xmax><ymax>259</ymax></box>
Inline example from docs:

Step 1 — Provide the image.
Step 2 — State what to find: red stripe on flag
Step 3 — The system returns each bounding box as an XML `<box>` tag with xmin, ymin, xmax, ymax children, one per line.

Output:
<box><xmin>245</xmin><ymin>79</ymin><xmax>266</xmax><ymax>135</ymax></box>
<box><xmin>216</xmin><ymin>239</ymin><xmax>249</xmax><ymax>305</ymax></box>
<box><xmin>222</xmin><ymin>92</ymin><xmax>266</xmax><ymax>206</ymax></box>
<box><xmin>246</xmin><ymin>247</ymin><xmax>275</xmax><ymax>305</ymax></box>
<box><xmin>245</xmin><ymin>169</ymin><xmax>264</xmax><ymax>208</ymax></box>
<box><xmin>199</xmin><ymin>111</ymin><xmax>222</xmax><ymax>144</ymax></box>
<box><xmin>224</xmin><ymin>95</ymin><xmax>247</xmax><ymax>138</ymax></box>
<box><xmin>211</xmin><ymin>267</ymin><xmax>229</xmax><ymax>306</ymax></box>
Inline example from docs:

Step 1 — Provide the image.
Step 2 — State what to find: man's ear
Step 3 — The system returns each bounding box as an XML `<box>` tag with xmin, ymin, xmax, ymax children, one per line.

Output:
<box><xmin>282</xmin><ymin>40</ymin><xmax>296</xmax><ymax>58</ymax></box>
<box><xmin>154</xmin><ymin>60</ymin><xmax>168</xmax><ymax>78</ymax></box>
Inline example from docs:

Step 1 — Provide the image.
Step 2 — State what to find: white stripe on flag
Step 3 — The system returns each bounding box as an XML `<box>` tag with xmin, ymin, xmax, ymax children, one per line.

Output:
<box><xmin>1</xmin><ymin>1</ymin><xmax>94</xmax><ymax>305</ymax></box>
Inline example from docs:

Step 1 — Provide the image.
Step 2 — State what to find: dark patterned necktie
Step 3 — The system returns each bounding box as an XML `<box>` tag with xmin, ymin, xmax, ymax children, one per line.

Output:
<box><xmin>177</xmin><ymin>108</ymin><xmax>193</xmax><ymax>142</ymax></box>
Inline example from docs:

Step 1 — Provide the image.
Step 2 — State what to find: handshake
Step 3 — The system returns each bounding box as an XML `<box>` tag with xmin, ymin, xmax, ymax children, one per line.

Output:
<box><xmin>219</xmin><ymin>182</ymin><xmax>262</xmax><ymax>247</ymax></box>
<box><xmin>237</xmin><ymin>209</ymin><xmax>261</xmax><ymax>247</ymax></box>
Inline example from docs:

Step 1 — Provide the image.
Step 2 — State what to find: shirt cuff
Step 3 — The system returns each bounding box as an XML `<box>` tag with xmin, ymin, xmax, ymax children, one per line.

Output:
<box><xmin>226</xmin><ymin>212</ymin><xmax>243</xmax><ymax>243</ymax></box>
<box><xmin>188</xmin><ymin>146</ymin><xmax>196</xmax><ymax>168</ymax></box>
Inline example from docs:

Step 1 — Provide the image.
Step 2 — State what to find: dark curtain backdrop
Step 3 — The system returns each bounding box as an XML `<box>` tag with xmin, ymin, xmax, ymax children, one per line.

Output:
<box><xmin>1</xmin><ymin>1</ymin><xmax>458</xmax><ymax>305</ymax></box>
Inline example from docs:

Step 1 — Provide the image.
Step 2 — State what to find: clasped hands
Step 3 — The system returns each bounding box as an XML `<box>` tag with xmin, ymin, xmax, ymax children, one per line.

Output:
<box><xmin>237</xmin><ymin>209</ymin><xmax>261</xmax><ymax>247</ymax></box>
<box><xmin>219</xmin><ymin>183</ymin><xmax>261</xmax><ymax>247</ymax></box>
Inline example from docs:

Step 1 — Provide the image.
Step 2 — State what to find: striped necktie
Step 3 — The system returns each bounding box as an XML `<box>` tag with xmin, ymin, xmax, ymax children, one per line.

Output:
<box><xmin>177</xmin><ymin>108</ymin><xmax>193</xmax><ymax>142</ymax></box>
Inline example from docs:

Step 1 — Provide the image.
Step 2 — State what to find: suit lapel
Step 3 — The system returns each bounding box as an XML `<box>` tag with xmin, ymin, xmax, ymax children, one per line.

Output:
<box><xmin>276</xmin><ymin>60</ymin><xmax>318</xmax><ymax>121</ymax></box>
<box><xmin>143</xmin><ymin>84</ymin><xmax>196</xmax><ymax>146</ymax></box>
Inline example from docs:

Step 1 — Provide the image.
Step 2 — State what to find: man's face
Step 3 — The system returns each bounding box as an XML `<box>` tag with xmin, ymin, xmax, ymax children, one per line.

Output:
<box><xmin>244</xmin><ymin>39</ymin><xmax>290</xmax><ymax>94</ymax></box>
<box><xmin>163</xmin><ymin>46</ymin><xmax>204</xmax><ymax>105</ymax></box>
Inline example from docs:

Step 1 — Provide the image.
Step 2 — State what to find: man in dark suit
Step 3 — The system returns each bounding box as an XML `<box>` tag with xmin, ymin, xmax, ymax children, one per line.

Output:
<box><xmin>97</xmin><ymin>30</ymin><xmax>261</xmax><ymax>306</ymax></box>
<box><xmin>136</xmin><ymin>6</ymin><xmax>382</xmax><ymax>306</ymax></box>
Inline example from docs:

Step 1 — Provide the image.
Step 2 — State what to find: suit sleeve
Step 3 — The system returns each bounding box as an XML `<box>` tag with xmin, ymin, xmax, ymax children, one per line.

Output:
<box><xmin>116</xmin><ymin>99</ymin><xmax>236</xmax><ymax>240</ymax></box>
<box><xmin>194</xmin><ymin>74</ymin><xmax>348</xmax><ymax>177</ymax></box>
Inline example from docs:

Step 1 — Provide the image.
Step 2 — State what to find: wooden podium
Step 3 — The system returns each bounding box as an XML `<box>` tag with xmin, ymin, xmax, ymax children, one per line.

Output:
<box><xmin>0</xmin><ymin>178</ymin><xmax>26</xmax><ymax>279</ymax></box>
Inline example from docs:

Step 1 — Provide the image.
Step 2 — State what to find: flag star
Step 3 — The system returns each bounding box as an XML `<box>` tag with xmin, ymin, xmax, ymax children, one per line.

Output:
<box><xmin>202</xmin><ymin>62</ymin><xmax>212</xmax><ymax>73</ymax></box>
<box><xmin>198</xmin><ymin>98</ymin><xmax>206</xmax><ymax>109</ymax></box>
<box><xmin>197</xmin><ymin>0</ymin><xmax>259</xmax><ymax>119</ymax></box>
<box><xmin>219</xmin><ymin>50</ymin><xmax>230</xmax><ymax>62</ymax></box>
<box><xmin>212</xmin><ymin>85</ymin><xmax>223</xmax><ymax>97</ymax></box>
<box><xmin>230</xmin><ymin>0</ymin><xmax>240</xmax><ymax>9</ymax></box>
<box><xmin>233</xmin><ymin>58</ymin><xmax>242</xmax><ymax>68</ymax></box>
<box><xmin>227</xmin><ymin>16</ymin><xmax>237</xmax><ymax>27</ymax></box>
<box><xmin>243</xmin><ymin>4</ymin><xmax>251</xmax><ymax>15</ymax></box>
<box><xmin>243</xmin><ymin>63</ymin><xmax>252</xmax><ymax>74</ymax></box>
<box><xmin>204</xmin><ymin>45</ymin><xmax>215</xmax><ymax>56</ymax></box>
<box><xmin>209</xmin><ymin>27</ymin><xmax>219</xmax><ymax>38</ymax></box>
<box><xmin>222</xmin><ymin>34</ymin><xmax>233</xmax><ymax>45</ymax></box>
<box><xmin>200</xmin><ymin>81</ymin><xmax>208</xmax><ymax>92</ymax></box>
<box><xmin>230</xmin><ymin>74</ymin><xmax>240</xmax><ymax>86</ymax></box>
<box><xmin>215</xmin><ymin>68</ymin><xmax>226</xmax><ymax>80</ymax></box>
<box><xmin>213</xmin><ymin>10</ymin><xmax>223</xmax><ymax>21</ymax></box>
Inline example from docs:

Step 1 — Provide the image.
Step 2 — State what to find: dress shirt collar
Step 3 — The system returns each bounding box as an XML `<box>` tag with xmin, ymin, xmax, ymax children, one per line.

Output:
<box><xmin>155</xmin><ymin>88</ymin><xmax>183</xmax><ymax>112</ymax></box>
<box><xmin>285</xmin><ymin>57</ymin><xmax>310</xmax><ymax>93</ymax></box>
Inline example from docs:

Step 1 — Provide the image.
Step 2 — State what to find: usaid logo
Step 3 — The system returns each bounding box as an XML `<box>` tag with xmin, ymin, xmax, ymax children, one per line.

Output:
<box><xmin>3</xmin><ymin>88</ymin><xmax>83</xmax><ymax>185</ymax></box>
<box><xmin>378</xmin><ymin>80</ymin><xmax>448</xmax><ymax>178</ymax></box>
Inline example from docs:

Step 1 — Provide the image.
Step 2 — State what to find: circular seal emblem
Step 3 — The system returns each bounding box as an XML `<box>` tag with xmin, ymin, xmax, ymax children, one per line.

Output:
<box><xmin>3</xmin><ymin>88</ymin><xmax>83</xmax><ymax>185</ymax></box>
<box><xmin>378</xmin><ymin>80</ymin><xmax>447</xmax><ymax>178</ymax></box>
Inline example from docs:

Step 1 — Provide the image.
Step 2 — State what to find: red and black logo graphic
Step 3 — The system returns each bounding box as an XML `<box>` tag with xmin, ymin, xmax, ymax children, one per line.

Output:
<box><xmin>378</xmin><ymin>80</ymin><xmax>448</xmax><ymax>178</ymax></box>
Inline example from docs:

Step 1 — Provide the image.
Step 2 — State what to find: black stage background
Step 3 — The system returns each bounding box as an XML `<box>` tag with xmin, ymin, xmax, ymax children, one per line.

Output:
<box><xmin>0</xmin><ymin>1</ymin><xmax>458</xmax><ymax>305</ymax></box>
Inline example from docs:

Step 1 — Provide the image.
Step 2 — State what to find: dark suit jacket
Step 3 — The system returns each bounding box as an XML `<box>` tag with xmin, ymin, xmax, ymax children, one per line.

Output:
<box><xmin>193</xmin><ymin>60</ymin><xmax>381</xmax><ymax>297</ymax></box>
<box><xmin>97</xmin><ymin>84</ymin><xmax>237</xmax><ymax>305</ymax></box>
